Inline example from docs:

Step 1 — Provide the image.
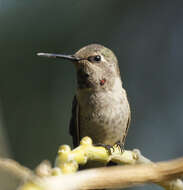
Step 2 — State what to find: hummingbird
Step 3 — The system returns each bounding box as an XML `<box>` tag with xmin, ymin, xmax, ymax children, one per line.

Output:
<box><xmin>37</xmin><ymin>44</ymin><xmax>131</xmax><ymax>151</ymax></box>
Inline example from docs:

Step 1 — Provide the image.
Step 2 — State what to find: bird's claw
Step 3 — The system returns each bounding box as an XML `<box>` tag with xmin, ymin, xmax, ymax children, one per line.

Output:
<box><xmin>113</xmin><ymin>141</ymin><xmax>124</xmax><ymax>154</ymax></box>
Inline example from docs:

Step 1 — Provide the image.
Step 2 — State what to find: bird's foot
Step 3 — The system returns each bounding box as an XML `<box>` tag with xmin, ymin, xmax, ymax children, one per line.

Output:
<box><xmin>113</xmin><ymin>141</ymin><xmax>124</xmax><ymax>154</ymax></box>
<box><xmin>94</xmin><ymin>143</ymin><xmax>114</xmax><ymax>155</ymax></box>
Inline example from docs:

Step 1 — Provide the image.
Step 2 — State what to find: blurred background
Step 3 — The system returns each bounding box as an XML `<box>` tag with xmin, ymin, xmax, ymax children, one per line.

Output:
<box><xmin>0</xmin><ymin>0</ymin><xmax>183</xmax><ymax>189</ymax></box>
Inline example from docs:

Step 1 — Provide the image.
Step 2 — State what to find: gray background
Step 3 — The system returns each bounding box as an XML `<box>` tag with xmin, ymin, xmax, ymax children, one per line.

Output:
<box><xmin>0</xmin><ymin>0</ymin><xmax>183</xmax><ymax>189</ymax></box>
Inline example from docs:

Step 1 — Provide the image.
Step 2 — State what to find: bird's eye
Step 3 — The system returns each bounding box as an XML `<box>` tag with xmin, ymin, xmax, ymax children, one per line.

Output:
<box><xmin>88</xmin><ymin>55</ymin><xmax>101</xmax><ymax>63</ymax></box>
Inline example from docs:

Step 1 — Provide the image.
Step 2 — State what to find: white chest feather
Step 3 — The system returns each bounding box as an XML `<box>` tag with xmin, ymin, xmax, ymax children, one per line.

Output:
<box><xmin>77</xmin><ymin>77</ymin><xmax>130</xmax><ymax>145</ymax></box>
<box><xmin>77</xmin><ymin>77</ymin><xmax>128</xmax><ymax>121</ymax></box>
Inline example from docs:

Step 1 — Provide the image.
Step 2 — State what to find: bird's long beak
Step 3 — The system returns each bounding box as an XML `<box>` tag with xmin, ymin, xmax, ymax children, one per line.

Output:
<box><xmin>37</xmin><ymin>53</ymin><xmax>81</xmax><ymax>61</ymax></box>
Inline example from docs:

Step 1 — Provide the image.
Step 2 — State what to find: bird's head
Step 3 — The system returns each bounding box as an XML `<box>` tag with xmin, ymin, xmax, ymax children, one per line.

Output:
<box><xmin>37</xmin><ymin>44</ymin><xmax>121</xmax><ymax>91</ymax></box>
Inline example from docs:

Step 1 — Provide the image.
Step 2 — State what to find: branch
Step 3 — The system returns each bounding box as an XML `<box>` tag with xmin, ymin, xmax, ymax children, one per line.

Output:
<box><xmin>37</xmin><ymin>157</ymin><xmax>183</xmax><ymax>190</ymax></box>
<box><xmin>0</xmin><ymin>158</ymin><xmax>33</xmax><ymax>181</ymax></box>
<box><xmin>18</xmin><ymin>149</ymin><xmax>183</xmax><ymax>190</ymax></box>
<box><xmin>0</xmin><ymin>137</ymin><xmax>183</xmax><ymax>190</ymax></box>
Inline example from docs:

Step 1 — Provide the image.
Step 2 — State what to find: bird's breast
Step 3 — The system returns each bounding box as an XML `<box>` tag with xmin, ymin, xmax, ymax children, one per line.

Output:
<box><xmin>77</xmin><ymin>88</ymin><xmax>130</xmax><ymax>145</ymax></box>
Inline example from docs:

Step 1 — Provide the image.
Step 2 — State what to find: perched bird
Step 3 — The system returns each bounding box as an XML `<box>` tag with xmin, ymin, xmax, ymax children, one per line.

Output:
<box><xmin>37</xmin><ymin>44</ymin><xmax>131</xmax><ymax>151</ymax></box>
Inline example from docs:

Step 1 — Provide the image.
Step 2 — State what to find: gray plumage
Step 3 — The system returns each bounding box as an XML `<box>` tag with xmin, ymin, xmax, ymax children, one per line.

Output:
<box><xmin>69</xmin><ymin>44</ymin><xmax>131</xmax><ymax>148</ymax></box>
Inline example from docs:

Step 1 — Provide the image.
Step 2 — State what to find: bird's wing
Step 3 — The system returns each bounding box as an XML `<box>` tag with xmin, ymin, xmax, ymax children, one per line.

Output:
<box><xmin>69</xmin><ymin>96</ymin><xmax>80</xmax><ymax>148</ymax></box>
<box><xmin>121</xmin><ymin>104</ymin><xmax>131</xmax><ymax>146</ymax></box>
